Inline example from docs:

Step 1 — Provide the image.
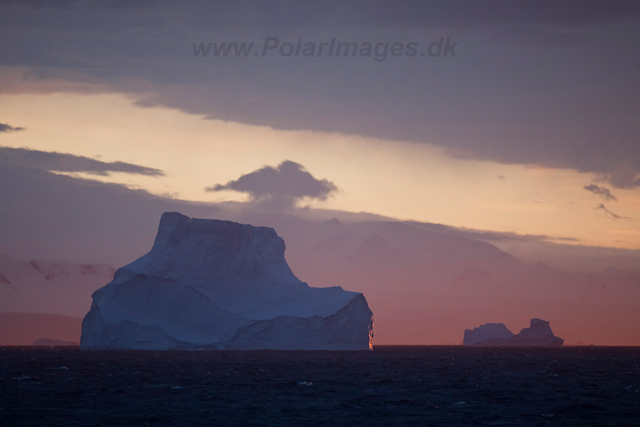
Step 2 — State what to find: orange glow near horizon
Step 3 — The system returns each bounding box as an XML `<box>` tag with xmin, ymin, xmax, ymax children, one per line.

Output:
<box><xmin>1</xmin><ymin>93</ymin><xmax>638</xmax><ymax>250</ymax></box>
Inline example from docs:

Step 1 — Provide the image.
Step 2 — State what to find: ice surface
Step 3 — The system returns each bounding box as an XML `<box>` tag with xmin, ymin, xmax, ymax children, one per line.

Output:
<box><xmin>225</xmin><ymin>294</ymin><xmax>374</xmax><ymax>350</ymax></box>
<box><xmin>81</xmin><ymin>212</ymin><xmax>373</xmax><ymax>350</ymax></box>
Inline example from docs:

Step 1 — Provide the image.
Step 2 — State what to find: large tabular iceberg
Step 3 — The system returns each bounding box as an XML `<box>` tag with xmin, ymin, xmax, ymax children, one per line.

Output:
<box><xmin>81</xmin><ymin>212</ymin><xmax>373</xmax><ymax>350</ymax></box>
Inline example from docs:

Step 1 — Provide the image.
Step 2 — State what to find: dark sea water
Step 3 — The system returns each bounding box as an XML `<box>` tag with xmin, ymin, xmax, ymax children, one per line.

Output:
<box><xmin>1</xmin><ymin>346</ymin><xmax>639</xmax><ymax>426</ymax></box>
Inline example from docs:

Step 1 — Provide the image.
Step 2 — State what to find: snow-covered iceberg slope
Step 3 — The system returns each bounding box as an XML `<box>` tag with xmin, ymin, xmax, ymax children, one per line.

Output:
<box><xmin>463</xmin><ymin>319</ymin><xmax>563</xmax><ymax>347</ymax></box>
<box><xmin>81</xmin><ymin>212</ymin><xmax>373</xmax><ymax>350</ymax></box>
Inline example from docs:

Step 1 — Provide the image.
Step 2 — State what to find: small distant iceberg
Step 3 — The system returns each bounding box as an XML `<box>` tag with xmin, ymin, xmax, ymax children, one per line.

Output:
<box><xmin>463</xmin><ymin>323</ymin><xmax>514</xmax><ymax>346</ymax></box>
<box><xmin>463</xmin><ymin>319</ymin><xmax>564</xmax><ymax>347</ymax></box>
<box><xmin>32</xmin><ymin>338</ymin><xmax>78</xmax><ymax>346</ymax></box>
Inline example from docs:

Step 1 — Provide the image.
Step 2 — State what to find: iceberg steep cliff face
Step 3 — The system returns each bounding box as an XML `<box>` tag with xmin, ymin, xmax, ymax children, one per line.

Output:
<box><xmin>81</xmin><ymin>212</ymin><xmax>373</xmax><ymax>350</ymax></box>
<box><xmin>225</xmin><ymin>294</ymin><xmax>373</xmax><ymax>350</ymax></box>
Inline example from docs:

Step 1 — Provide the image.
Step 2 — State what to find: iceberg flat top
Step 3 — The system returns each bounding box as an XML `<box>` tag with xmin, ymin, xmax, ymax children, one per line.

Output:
<box><xmin>107</xmin><ymin>212</ymin><xmax>356</xmax><ymax>320</ymax></box>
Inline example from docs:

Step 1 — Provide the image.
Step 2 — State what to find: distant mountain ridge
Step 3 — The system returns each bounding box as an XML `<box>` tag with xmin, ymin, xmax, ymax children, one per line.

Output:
<box><xmin>235</xmin><ymin>213</ymin><xmax>640</xmax><ymax>345</ymax></box>
<box><xmin>0</xmin><ymin>254</ymin><xmax>115</xmax><ymax>317</ymax></box>
<box><xmin>2</xmin><ymin>212</ymin><xmax>640</xmax><ymax>346</ymax></box>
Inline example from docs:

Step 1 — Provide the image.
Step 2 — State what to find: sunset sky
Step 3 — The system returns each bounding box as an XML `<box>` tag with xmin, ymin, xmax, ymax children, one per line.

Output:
<box><xmin>2</xmin><ymin>1</ymin><xmax>640</xmax><ymax>348</ymax></box>
<box><xmin>1</xmin><ymin>1</ymin><xmax>639</xmax><ymax>256</ymax></box>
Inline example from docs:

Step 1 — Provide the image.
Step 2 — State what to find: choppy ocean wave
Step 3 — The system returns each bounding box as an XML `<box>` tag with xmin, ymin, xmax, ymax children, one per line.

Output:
<box><xmin>1</xmin><ymin>346</ymin><xmax>639</xmax><ymax>426</ymax></box>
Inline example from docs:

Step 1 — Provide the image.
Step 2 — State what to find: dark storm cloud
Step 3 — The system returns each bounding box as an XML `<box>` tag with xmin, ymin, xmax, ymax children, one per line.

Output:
<box><xmin>4</xmin><ymin>0</ymin><xmax>638</xmax><ymax>29</ymax></box>
<box><xmin>595</xmin><ymin>204</ymin><xmax>631</xmax><ymax>221</ymax></box>
<box><xmin>1</xmin><ymin>1</ymin><xmax>640</xmax><ymax>187</ymax></box>
<box><xmin>0</xmin><ymin>123</ymin><xmax>25</xmax><ymax>132</ymax></box>
<box><xmin>207</xmin><ymin>160</ymin><xmax>337</xmax><ymax>209</ymax></box>
<box><xmin>584</xmin><ymin>184</ymin><xmax>617</xmax><ymax>201</ymax></box>
<box><xmin>0</xmin><ymin>146</ymin><xmax>164</xmax><ymax>176</ymax></box>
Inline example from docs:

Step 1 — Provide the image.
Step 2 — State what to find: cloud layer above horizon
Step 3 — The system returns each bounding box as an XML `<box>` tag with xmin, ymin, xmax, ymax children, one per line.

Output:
<box><xmin>0</xmin><ymin>145</ymin><xmax>164</xmax><ymax>177</ymax></box>
<box><xmin>1</xmin><ymin>1</ymin><xmax>639</xmax><ymax>188</ymax></box>
<box><xmin>2</xmin><ymin>142</ymin><xmax>638</xmax><ymax>271</ymax></box>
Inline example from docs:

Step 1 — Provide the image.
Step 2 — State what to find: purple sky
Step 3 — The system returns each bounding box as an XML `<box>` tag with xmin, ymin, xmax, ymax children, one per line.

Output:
<box><xmin>0</xmin><ymin>0</ymin><xmax>639</xmax><ymax>263</ymax></box>
<box><xmin>1</xmin><ymin>2</ymin><xmax>640</xmax><ymax>345</ymax></box>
